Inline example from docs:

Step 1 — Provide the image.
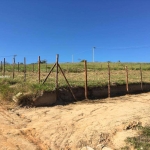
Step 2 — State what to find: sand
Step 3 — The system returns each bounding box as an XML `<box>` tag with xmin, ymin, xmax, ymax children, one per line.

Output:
<box><xmin>1</xmin><ymin>92</ymin><xmax>150</xmax><ymax>150</ymax></box>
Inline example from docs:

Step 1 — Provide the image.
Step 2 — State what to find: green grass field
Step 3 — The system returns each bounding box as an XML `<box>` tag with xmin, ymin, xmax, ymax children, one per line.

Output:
<box><xmin>2</xmin><ymin>62</ymin><xmax>150</xmax><ymax>72</ymax></box>
<box><xmin>0</xmin><ymin>62</ymin><xmax>150</xmax><ymax>101</ymax></box>
<box><xmin>0</xmin><ymin>61</ymin><xmax>150</xmax><ymax>102</ymax></box>
<box><xmin>1</xmin><ymin>62</ymin><xmax>150</xmax><ymax>88</ymax></box>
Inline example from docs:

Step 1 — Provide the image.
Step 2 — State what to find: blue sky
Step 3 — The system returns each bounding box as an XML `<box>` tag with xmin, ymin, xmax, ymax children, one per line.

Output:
<box><xmin>0</xmin><ymin>0</ymin><xmax>150</xmax><ymax>64</ymax></box>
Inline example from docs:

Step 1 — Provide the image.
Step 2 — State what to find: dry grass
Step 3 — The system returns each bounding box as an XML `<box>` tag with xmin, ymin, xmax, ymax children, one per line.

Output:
<box><xmin>1</xmin><ymin>62</ymin><xmax>150</xmax><ymax>94</ymax></box>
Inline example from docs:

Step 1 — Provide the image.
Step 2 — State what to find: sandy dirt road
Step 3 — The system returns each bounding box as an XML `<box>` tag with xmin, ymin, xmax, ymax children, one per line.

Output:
<box><xmin>1</xmin><ymin>92</ymin><xmax>150</xmax><ymax>150</ymax></box>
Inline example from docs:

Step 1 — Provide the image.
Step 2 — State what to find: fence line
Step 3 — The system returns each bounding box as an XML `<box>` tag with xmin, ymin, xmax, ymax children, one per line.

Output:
<box><xmin>1</xmin><ymin>55</ymin><xmax>150</xmax><ymax>99</ymax></box>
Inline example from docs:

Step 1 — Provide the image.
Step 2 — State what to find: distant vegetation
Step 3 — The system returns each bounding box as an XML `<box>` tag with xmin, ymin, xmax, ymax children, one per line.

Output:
<box><xmin>2</xmin><ymin>61</ymin><xmax>150</xmax><ymax>72</ymax></box>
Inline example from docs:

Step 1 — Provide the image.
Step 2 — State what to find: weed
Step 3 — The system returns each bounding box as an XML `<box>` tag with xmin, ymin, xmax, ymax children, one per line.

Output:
<box><xmin>31</xmin><ymin>83</ymin><xmax>55</xmax><ymax>91</ymax></box>
<box><xmin>0</xmin><ymin>84</ymin><xmax>14</xmax><ymax>101</ymax></box>
<box><xmin>120</xmin><ymin>146</ymin><xmax>130</xmax><ymax>150</ymax></box>
<box><xmin>123</xmin><ymin>126</ymin><xmax>150</xmax><ymax>150</ymax></box>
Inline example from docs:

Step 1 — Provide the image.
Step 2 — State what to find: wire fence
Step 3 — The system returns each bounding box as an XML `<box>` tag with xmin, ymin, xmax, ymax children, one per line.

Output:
<box><xmin>1</xmin><ymin>56</ymin><xmax>150</xmax><ymax>90</ymax></box>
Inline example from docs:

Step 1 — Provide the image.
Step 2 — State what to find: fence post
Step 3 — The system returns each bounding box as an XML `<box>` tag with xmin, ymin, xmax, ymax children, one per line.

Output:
<box><xmin>108</xmin><ymin>62</ymin><xmax>111</xmax><ymax>98</ymax></box>
<box><xmin>38</xmin><ymin>56</ymin><xmax>41</xmax><ymax>83</ymax></box>
<box><xmin>58</xmin><ymin>64</ymin><xmax>77</xmax><ymax>101</ymax></box>
<box><xmin>140</xmin><ymin>64</ymin><xmax>143</xmax><ymax>91</ymax></box>
<box><xmin>43</xmin><ymin>63</ymin><xmax>56</xmax><ymax>84</ymax></box>
<box><xmin>55</xmin><ymin>54</ymin><xmax>59</xmax><ymax>100</ymax></box>
<box><xmin>56</xmin><ymin>54</ymin><xmax>59</xmax><ymax>89</ymax></box>
<box><xmin>18</xmin><ymin>62</ymin><xmax>19</xmax><ymax>72</ymax></box>
<box><xmin>125</xmin><ymin>66</ymin><xmax>129</xmax><ymax>93</ymax></box>
<box><xmin>24</xmin><ymin>57</ymin><xmax>26</xmax><ymax>82</ymax></box>
<box><xmin>0</xmin><ymin>61</ymin><xmax>2</xmax><ymax>72</ymax></box>
<box><xmin>3</xmin><ymin>58</ymin><xmax>5</xmax><ymax>76</ymax></box>
<box><xmin>84</xmin><ymin>60</ymin><xmax>88</xmax><ymax>99</ymax></box>
<box><xmin>12</xmin><ymin>57</ymin><xmax>15</xmax><ymax>79</ymax></box>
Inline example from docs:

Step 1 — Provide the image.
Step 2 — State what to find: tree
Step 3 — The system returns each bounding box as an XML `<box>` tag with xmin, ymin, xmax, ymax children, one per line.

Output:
<box><xmin>40</xmin><ymin>60</ymin><xmax>47</xmax><ymax>64</ymax></box>
<box><xmin>80</xmin><ymin>59</ymin><xmax>86</xmax><ymax>62</ymax></box>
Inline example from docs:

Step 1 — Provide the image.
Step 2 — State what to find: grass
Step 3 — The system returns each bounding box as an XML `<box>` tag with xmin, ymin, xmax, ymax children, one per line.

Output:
<box><xmin>2</xmin><ymin>62</ymin><xmax>150</xmax><ymax>85</ymax></box>
<box><xmin>2</xmin><ymin>62</ymin><xmax>150</xmax><ymax>72</ymax></box>
<box><xmin>1</xmin><ymin>62</ymin><xmax>150</xmax><ymax>102</ymax></box>
<box><xmin>1</xmin><ymin>63</ymin><xmax>150</xmax><ymax>86</ymax></box>
<box><xmin>121</xmin><ymin>126</ymin><xmax>150</xmax><ymax>150</ymax></box>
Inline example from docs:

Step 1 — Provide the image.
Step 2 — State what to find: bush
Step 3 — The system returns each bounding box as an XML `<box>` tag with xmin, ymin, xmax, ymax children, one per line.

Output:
<box><xmin>0</xmin><ymin>84</ymin><xmax>14</xmax><ymax>101</ymax></box>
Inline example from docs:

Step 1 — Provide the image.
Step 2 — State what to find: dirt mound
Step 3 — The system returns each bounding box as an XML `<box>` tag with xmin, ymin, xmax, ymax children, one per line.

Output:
<box><xmin>13</xmin><ymin>91</ymin><xmax>56</xmax><ymax>107</ymax></box>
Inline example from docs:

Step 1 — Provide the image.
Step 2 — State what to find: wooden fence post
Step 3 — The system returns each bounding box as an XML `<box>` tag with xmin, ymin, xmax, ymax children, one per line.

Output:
<box><xmin>140</xmin><ymin>64</ymin><xmax>143</xmax><ymax>91</ymax></box>
<box><xmin>56</xmin><ymin>54</ymin><xmax>59</xmax><ymax>89</ymax></box>
<box><xmin>43</xmin><ymin>63</ymin><xmax>56</xmax><ymax>84</ymax></box>
<box><xmin>125</xmin><ymin>66</ymin><xmax>129</xmax><ymax>93</ymax></box>
<box><xmin>18</xmin><ymin>62</ymin><xmax>19</xmax><ymax>72</ymax></box>
<box><xmin>0</xmin><ymin>61</ymin><xmax>2</xmax><ymax>72</ymax></box>
<box><xmin>58</xmin><ymin>64</ymin><xmax>77</xmax><ymax>101</ymax></box>
<box><xmin>3</xmin><ymin>58</ymin><xmax>5</xmax><ymax>76</ymax></box>
<box><xmin>55</xmin><ymin>54</ymin><xmax>59</xmax><ymax>100</ymax></box>
<box><xmin>24</xmin><ymin>57</ymin><xmax>26</xmax><ymax>82</ymax></box>
<box><xmin>12</xmin><ymin>57</ymin><xmax>15</xmax><ymax>79</ymax></box>
<box><xmin>38</xmin><ymin>56</ymin><xmax>41</xmax><ymax>83</ymax></box>
<box><xmin>108</xmin><ymin>62</ymin><xmax>111</xmax><ymax>98</ymax></box>
<box><xmin>84</xmin><ymin>60</ymin><xmax>88</xmax><ymax>99</ymax></box>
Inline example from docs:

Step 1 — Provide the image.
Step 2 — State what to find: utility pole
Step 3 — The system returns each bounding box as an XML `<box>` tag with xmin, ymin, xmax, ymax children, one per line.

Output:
<box><xmin>93</xmin><ymin>47</ymin><xmax>96</xmax><ymax>62</ymax></box>
<box><xmin>13</xmin><ymin>55</ymin><xmax>17</xmax><ymax>64</ymax></box>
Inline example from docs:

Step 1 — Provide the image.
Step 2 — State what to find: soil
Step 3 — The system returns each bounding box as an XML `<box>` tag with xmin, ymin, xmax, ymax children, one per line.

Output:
<box><xmin>1</xmin><ymin>92</ymin><xmax>150</xmax><ymax>150</ymax></box>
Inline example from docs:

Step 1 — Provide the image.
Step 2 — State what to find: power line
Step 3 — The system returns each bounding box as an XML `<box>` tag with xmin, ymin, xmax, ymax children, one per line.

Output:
<box><xmin>0</xmin><ymin>55</ymin><xmax>14</xmax><ymax>57</ymax></box>
<box><xmin>95</xmin><ymin>45</ymin><xmax>150</xmax><ymax>51</ymax></box>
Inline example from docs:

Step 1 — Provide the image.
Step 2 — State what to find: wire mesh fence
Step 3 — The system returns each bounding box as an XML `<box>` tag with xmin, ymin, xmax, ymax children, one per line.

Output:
<box><xmin>1</xmin><ymin>56</ymin><xmax>150</xmax><ymax>90</ymax></box>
